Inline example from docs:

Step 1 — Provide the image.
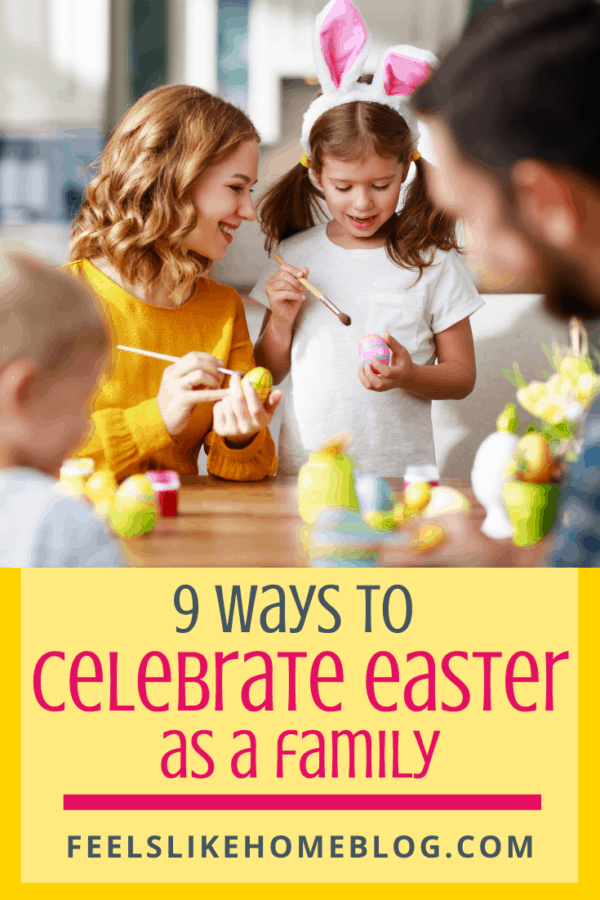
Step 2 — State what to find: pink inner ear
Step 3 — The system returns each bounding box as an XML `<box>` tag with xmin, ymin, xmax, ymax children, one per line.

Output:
<box><xmin>384</xmin><ymin>54</ymin><xmax>430</xmax><ymax>96</ymax></box>
<box><xmin>320</xmin><ymin>0</ymin><xmax>367</xmax><ymax>89</ymax></box>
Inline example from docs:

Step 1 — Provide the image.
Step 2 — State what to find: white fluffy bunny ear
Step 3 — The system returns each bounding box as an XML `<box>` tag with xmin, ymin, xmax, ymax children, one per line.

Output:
<box><xmin>372</xmin><ymin>45</ymin><xmax>438</xmax><ymax>99</ymax></box>
<box><xmin>314</xmin><ymin>0</ymin><xmax>371</xmax><ymax>94</ymax></box>
<box><xmin>371</xmin><ymin>45</ymin><xmax>439</xmax><ymax>145</ymax></box>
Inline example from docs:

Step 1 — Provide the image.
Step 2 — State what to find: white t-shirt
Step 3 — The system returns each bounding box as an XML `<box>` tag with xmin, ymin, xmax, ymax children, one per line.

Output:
<box><xmin>250</xmin><ymin>224</ymin><xmax>484</xmax><ymax>476</ymax></box>
<box><xmin>0</xmin><ymin>468</ymin><xmax>124</xmax><ymax>567</ymax></box>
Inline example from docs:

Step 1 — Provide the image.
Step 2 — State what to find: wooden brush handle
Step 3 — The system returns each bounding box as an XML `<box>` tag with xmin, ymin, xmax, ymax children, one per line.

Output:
<box><xmin>273</xmin><ymin>254</ymin><xmax>322</xmax><ymax>299</ymax></box>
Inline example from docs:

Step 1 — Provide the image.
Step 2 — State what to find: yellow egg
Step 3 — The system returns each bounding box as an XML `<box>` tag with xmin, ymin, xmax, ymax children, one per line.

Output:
<box><xmin>363</xmin><ymin>510</ymin><xmax>397</xmax><ymax>532</ymax></box>
<box><xmin>242</xmin><ymin>367</ymin><xmax>273</xmax><ymax>403</ymax></box>
<box><xmin>404</xmin><ymin>481</ymin><xmax>431</xmax><ymax>512</ymax></box>
<box><xmin>410</xmin><ymin>523</ymin><xmax>446</xmax><ymax>553</ymax></box>
<box><xmin>423</xmin><ymin>486</ymin><xmax>470</xmax><ymax>518</ymax></box>
<box><xmin>513</xmin><ymin>433</ymin><xmax>554</xmax><ymax>484</ymax></box>
<box><xmin>94</xmin><ymin>496</ymin><xmax>114</xmax><ymax>520</ymax></box>
<box><xmin>117</xmin><ymin>474</ymin><xmax>156</xmax><ymax>503</ymax></box>
<box><xmin>85</xmin><ymin>470</ymin><xmax>117</xmax><ymax>504</ymax></box>
<box><xmin>109</xmin><ymin>495</ymin><xmax>157</xmax><ymax>537</ymax></box>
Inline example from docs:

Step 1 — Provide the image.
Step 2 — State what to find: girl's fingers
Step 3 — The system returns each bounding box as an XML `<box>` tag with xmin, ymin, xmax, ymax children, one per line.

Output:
<box><xmin>358</xmin><ymin>366</ymin><xmax>371</xmax><ymax>390</ymax></box>
<box><xmin>265</xmin><ymin>388</ymin><xmax>283</xmax><ymax>412</ymax></box>
<box><xmin>370</xmin><ymin>358</ymin><xmax>391</xmax><ymax>377</ymax></box>
<box><xmin>271</xmin><ymin>290</ymin><xmax>307</xmax><ymax>306</ymax></box>
<box><xmin>362</xmin><ymin>364</ymin><xmax>385</xmax><ymax>390</ymax></box>
<box><xmin>277</xmin><ymin>270</ymin><xmax>306</xmax><ymax>291</ymax></box>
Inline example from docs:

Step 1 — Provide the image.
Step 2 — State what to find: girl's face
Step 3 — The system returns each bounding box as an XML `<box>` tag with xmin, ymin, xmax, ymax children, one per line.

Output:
<box><xmin>316</xmin><ymin>151</ymin><xmax>408</xmax><ymax>248</ymax></box>
<box><xmin>185</xmin><ymin>139</ymin><xmax>259</xmax><ymax>260</ymax></box>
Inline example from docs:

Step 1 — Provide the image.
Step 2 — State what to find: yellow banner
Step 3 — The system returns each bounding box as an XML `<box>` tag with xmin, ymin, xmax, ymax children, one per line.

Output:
<box><xmin>15</xmin><ymin>568</ymin><xmax>580</xmax><ymax>886</ymax></box>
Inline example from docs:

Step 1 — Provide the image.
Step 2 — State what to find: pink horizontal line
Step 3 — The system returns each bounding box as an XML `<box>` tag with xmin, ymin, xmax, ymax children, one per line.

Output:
<box><xmin>63</xmin><ymin>794</ymin><xmax>541</xmax><ymax>812</ymax></box>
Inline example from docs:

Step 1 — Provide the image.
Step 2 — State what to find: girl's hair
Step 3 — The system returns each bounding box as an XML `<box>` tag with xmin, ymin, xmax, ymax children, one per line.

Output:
<box><xmin>258</xmin><ymin>87</ymin><xmax>459</xmax><ymax>278</ymax></box>
<box><xmin>70</xmin><ymin>85</ymin><xmax>259</xmax><ymax>304</ymax></box>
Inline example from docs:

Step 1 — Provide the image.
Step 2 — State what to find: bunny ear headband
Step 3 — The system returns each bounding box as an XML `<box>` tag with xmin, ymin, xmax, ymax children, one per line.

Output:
<box><xmin>300</xmin><ymin>0</ymin><xmax>438</xmax><ymax>159</ymax></box>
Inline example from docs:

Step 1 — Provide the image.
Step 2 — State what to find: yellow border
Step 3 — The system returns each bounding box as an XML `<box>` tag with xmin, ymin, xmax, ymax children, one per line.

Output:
<box><xmin>2</xmin><ymin>568</ymin><xmax>596</xmax><ymax>897</ymax></box>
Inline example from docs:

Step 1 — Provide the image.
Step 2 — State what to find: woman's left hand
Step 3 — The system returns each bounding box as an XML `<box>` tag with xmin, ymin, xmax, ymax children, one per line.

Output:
<box><xmin>358</xmin><ymin>332</ymin><xmax>415</xmax><ymax>392</ymax></box>
<box><xmin>213</xmin><ymin>372</ymin><xmax>283</xmax><ymax>447</ymax></box>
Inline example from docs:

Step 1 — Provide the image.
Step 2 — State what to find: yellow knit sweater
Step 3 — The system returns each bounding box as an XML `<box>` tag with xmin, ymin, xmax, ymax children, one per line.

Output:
<box><xmin>66</xmin><ymin>260</ymin><xmax>277</xmax><ymax>481</ymax></box>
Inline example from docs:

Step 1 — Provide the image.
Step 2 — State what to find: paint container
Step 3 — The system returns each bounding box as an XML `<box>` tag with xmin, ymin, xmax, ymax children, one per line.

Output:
<box><xmin>59</xmin><ymin>458</ymin><xmax>95</xmax><ymax>497</ymax></box>
<box><xmin>403</xmin><ymin>464</ymin><xmax>440</xmax><ymax>489</ymax></box>
<box><xmin>145</xmin><ymin>471</ymin><xmax>180</xmax><ymax>517</ymax></box>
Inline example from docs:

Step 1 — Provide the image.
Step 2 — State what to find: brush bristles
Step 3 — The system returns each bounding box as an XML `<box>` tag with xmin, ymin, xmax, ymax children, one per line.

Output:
<box><xmin>339</xmin><ymin>312</ymin><xmax>352</xmax><ymax>326</ymax></box>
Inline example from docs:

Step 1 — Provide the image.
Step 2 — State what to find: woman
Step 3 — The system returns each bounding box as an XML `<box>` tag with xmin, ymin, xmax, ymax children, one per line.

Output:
<box><xmin>68</xmin><ymin>84</ymin><xmax>280</xmax><ymax>482</ymax></box>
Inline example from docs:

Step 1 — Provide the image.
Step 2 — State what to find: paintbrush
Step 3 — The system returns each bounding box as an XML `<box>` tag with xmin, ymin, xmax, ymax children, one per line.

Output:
<box><xmin>116</xmin><ymin>345</ymin><xmax>241</xmax><ymax>400</ymax></box>
<box><xmin>273</xmin><ymin>254</ymin><xmax>351</xmax><ymax>326</ymax></box>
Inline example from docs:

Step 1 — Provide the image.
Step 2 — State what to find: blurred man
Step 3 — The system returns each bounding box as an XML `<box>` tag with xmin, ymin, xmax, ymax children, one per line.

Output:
<box><xmin>386</xmin><ymin>0</ymin><xmax>600</xmax><ymax>566</ymax></box>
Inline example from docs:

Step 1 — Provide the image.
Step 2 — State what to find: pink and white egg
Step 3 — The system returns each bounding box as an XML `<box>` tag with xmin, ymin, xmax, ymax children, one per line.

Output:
<box><xmin>358</xmin><ymin>334</ymin><xmax>391</xmax><ymax>367</ymax></box>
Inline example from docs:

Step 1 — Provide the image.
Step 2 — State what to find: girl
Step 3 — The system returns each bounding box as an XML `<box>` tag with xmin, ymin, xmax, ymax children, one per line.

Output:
<box><xmin>251</xmin><ymin>0</ymin><xmax>483</xmax><ymax>477</ymax></box>
<box><xmin>67</xmin><ymin>84</ymin><xmax>280</xmax><ymax>482</ymax></box>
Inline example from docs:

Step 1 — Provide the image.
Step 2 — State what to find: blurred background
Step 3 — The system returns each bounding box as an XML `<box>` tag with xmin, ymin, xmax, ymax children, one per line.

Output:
<box><xmin>0</xmin><ymin>0</ymin><xmax>571</xmax><ymax>478</ymax></box>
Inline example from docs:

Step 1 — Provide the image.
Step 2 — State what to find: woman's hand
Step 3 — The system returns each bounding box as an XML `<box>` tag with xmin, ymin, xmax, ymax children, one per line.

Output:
<box><xmin>265</xmin><ymin>262</ymin><xmax>308</xmax><ymax>327</ymax></box>
<box><xmin>157</xmin><ymin>351</ymin><xmax>224</xmax><ymax>435</ymax></box>
<box><xmin>213</xmin><ymin>372</ymin><xmax>283</xmax><ymax>446</ymax></box>
<box><xmin>358</xmin><ymin>332</ymin><xmax>415</xmax><ymax>392</ymax></box>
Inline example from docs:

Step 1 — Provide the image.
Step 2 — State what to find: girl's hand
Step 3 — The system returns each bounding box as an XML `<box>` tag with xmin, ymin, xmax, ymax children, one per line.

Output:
<box><xmin>358</xmin><ymin>332</ymin><xmax>415</xmax><ymax>392</ymax></box>
<box><xmin>265</xmin><ymin>262</ymin><xmax>308</xmax><ymax>327</ymax></box>
<box><xmin>157</xmin><ymin>351</ymin><xmax>224</xmax><ymax>435</ymax></box>
<box><xmin>213</xmin><ymin>372</ymin><xmax>283</xmax><ymax>446</ymax></box>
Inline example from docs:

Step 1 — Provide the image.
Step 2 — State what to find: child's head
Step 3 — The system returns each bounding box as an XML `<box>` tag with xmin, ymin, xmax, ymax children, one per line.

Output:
<box><xmin>0</xmin><ymin>252</ymin><xmax>107</xmax><ymax>474</ymax></box>
<box><xmin>70</xmin><ymin>84</ymin><xmax>260</xmax><ymax>304</ymax></box>
<box><xmin>259</xmin><ymin>91</ymin><xmax>458</xmax><ymax>275</ymax></box>
<box><xmin>308</xmin><ymin>97</ymin><xmax>412</xmax><ymax>242</ymax></box>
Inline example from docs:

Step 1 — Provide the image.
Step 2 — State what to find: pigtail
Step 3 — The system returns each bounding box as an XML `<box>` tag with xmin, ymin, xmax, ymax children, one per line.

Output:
<box><xmin>257</xmin><ymin>163</ymin><xmax>327</xmax><ymax>252</ymax></box>
<box><xmin>386</xmin><ymin>156</ymin><xmax>460</xmax><ymax>281</ymax></box>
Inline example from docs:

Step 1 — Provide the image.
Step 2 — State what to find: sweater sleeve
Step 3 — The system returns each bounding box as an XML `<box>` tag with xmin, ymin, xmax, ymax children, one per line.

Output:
<box><xmin>77</xmin><ymin>397</ymin><xmax>174</xmax><ymax>480</ymax></box>
<box><xmin>204</xmin><ymin>290</ymin><xmax>278</xmax><ymax>481</ymax></box>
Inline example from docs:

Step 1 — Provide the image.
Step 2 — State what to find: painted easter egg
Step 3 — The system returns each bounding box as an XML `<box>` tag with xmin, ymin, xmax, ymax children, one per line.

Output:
<box><xmin>109</xmin><ymin>498</ymin><xmax>157</xmax><ymax>538</ymax></box>
<box><xmin>109</xmin><ymin>474</ymin><xmax>158</xmax><ymax>537</ymax></box>
<box><xmin>242</xmin><ymin>366</ymin><xmax>273</xmax><ymax>403</ymax></box>
<box><xmin>118</xmin><ymin>474</ymin><xmax>156</xmax><ymax>502</ymax></box>
<box><xmin>358</xmin><ymin>334</ymin><xmax>391</xmax><ymax>367</ymax></box>
<box><xmin>355</xmin><ymin>473</ymin><xmax>396</xmax><ymax>513</ymax></box>
<box><xmin>84</xmin><ymin>470</ymin><xmax>117</xmax><ymax>504</ymax></box>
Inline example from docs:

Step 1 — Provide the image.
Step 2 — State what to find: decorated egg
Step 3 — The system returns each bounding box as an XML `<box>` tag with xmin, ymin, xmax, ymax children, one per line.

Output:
<box><xmin>358</xmin><ymin>334</ymin><xmax>391</xmax><ymax>367</ymax></box>
<box><xmin>109</xmin><ymin>474</ymin><xmax>158</xmax><ymax>538</ymax></box>
<box><xmin>355</xmin><ymin>473</ymin><xmax>396</xmax><ymax>513</ymax></box>
<box><xmin>242</xmin><ymin>366</ymin><xmax>273</xmax><ymax>403</ymax></box>
<box><xmin>118</xmin><ymin>474</ymin><xmax>156</xmax><ymax>502</ymax></box>
<box><xmin>84</xmin><ymin>470</ymin><xmax>117</xmax><ymax>504</ymax></box>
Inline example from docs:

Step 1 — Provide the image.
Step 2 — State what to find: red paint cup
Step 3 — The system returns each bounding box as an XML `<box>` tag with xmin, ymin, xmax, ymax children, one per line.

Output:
<box><xmin>145</xmin><ymin>471</ymin><xmax>180</xmax><ymax>517</ymax></box>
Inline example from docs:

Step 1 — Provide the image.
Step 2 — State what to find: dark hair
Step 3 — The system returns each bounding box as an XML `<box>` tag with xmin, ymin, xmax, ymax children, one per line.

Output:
<box><xmin>415</xmin><ymin>0</ymin><xmax>600</xmax><ymax>182</ymax></box>
<box><xmin>258</xmin><ymin>87</ymin><xmax>459</xmax><ymax>279</ymax></box>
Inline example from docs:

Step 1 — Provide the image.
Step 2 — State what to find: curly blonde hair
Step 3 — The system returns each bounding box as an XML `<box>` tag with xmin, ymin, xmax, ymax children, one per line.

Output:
<box><xmin>70</xmin><ymin>85</ymin><xmax>260</xmax><ymax>304</ymax></box>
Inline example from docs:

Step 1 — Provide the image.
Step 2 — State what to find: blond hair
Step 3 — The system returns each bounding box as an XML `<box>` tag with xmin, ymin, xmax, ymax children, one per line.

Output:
<box><xmin>70</xmin><ymin>85</ymin><xmax>260</xmax><ymax>304</ymax></box>
<box><xmin>0</xmin><ymin>251</ymin><xmax>106</xmax><ymax>373</ymax></box>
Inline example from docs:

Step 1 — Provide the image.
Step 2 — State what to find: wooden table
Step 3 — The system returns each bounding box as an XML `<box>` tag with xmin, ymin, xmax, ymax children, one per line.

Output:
<box><xmin>120</xmin><ymin>476</ymin><xmax>482</xmax><ymax>568</ymax></box>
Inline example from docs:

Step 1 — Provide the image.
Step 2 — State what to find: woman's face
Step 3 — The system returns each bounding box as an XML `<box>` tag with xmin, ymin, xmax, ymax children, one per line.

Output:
<box><xmin>185</xmin><ymin>139</ymin><xmax>259</xmax><ymax>260</ymax></box>
<box><xmin>424</xmin><ymin>117</ymin><xmax>540</xmax><ymax>292</ymax></box>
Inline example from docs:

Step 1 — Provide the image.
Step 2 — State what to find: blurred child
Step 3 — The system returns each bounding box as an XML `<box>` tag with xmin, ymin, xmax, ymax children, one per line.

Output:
<box><xmin>0</xmin><ymin>252</ymin><xmax>123</xmax><ymax>566</ymax></box>
<box><xmin>252</xmin><ymin>0</ymin><xmax>483</xmax><ymax>476</ymax></box>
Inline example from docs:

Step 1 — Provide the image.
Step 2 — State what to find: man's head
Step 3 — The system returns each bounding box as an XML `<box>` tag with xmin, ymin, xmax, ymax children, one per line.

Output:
<box><xmin>415</xmin><ymin>0</ymin><xmax>600</xmax><ymax>316</ymax></box>
<box><xmin>0</xmin><ymin>252</ymin><xmax>107</xmax><ymax>473</ymax></box>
